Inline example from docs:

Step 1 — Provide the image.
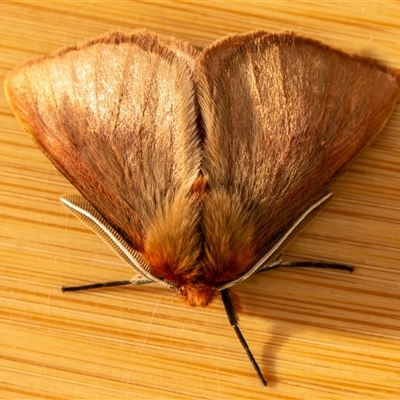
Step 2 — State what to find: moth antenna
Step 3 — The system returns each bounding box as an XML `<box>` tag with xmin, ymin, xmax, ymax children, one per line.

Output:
<box><xmin>62</xmin><ymin>277</ymin><xmax>153</xmax><ymax>292</ymax></box>
<box><xmin>60</xmin><ymin>195</ymin><xmax>177</xmax><ymax>291</ymax></box>
<box><xmin>217</xmin><ymin>193</ymin><xmax>332</xmax><ymax>291</ymax></box>
<box><xmin>220</xmin><ymin>289</ymin><xmax>267</xmax><ymax>386</ymax></box>
<box><xmin>257</xmin><ymin>261</ymin><xmax>354</xmax><ymax>274</ymax></box>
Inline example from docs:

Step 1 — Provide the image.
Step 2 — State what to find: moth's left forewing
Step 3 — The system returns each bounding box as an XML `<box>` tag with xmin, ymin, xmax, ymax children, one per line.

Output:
<box><xmin>197</xmin><ymin>31</ymin><xmax>400</xmax><ymax>285</ymax></box>
<box><xmin>5</xmin><ymin>31</ymin><xmax>204</xmax><ymax>285</ymax></box>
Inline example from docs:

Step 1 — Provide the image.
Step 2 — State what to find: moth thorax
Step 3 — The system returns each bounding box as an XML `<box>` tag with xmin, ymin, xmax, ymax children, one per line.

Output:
<box><xmin>179</xmin><ymin>283</ymin><xmax>215</xmax><ymax>307</ymax></box>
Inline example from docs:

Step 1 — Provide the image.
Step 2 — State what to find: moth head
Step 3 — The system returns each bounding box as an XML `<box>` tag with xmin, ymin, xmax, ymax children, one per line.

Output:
<box><xmin>178</xmin><ymin>283</ymin><xmax>216</xmax><ymax>307</ymax></box>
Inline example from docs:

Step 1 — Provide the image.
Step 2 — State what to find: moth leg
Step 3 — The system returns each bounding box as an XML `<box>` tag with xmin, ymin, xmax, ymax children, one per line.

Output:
<box><xmin>62</xmin><ymin>277</ymin><xmax>153</xmax><ymax>292</ymax></box>
<box><xmin>256</xmin><ymin>261</ymin><xmax>353</xmax><ymax>274</ymax></box>
<box><xmin>220</xmin><ymin>289</ymin><xmax>267</xmax><ymax>386</ymax></box>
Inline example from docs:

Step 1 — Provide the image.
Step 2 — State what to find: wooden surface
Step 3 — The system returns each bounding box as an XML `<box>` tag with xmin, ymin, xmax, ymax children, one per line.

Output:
<box><xmin>1</xmin><ymin>2</ymin><xmax>400</xmax><ymax>399</ymax></box>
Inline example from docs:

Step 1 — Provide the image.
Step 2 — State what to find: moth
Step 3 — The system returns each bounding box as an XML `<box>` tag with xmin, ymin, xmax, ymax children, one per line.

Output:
<box><xmin>5</xmin><ymin>30</ymin><xmax>400</xmax><ymax>386</ymax></box>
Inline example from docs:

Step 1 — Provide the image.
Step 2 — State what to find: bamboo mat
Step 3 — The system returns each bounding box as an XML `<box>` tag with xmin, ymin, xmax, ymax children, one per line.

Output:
<box><xmin>1</xmin><ymin>2</ymin><xmax>400</xmax><ymax>399</ymax></box>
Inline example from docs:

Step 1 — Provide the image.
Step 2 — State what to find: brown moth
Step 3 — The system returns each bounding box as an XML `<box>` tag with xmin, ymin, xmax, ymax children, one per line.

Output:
<box><xmin>4</xmin><ymin>30</ymin><xmax>400</xmax><ymax>385</ymax></box>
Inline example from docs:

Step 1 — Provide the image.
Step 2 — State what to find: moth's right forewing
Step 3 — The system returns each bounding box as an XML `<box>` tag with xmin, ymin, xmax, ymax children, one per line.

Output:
<box><xmin>197</xmin><ymin>31</ymin><xmax>400</xmax><ymax>285</ymax></box>
<box><xmin>5</xmin><ymin>31</ymin><xmax>203</xmax><ymax>281</ymax></box>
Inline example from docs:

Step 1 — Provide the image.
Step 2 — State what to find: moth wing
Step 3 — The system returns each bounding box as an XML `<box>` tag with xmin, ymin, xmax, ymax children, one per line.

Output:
<box><xmin>198</xmin><ymin>31</ymin><xmax>400</xmax><ymax>283</ymax></box>
<box><xmin>5</xmin><ymin>31</ymin><xmax>202</xmax><ymax>276</ymax></box>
